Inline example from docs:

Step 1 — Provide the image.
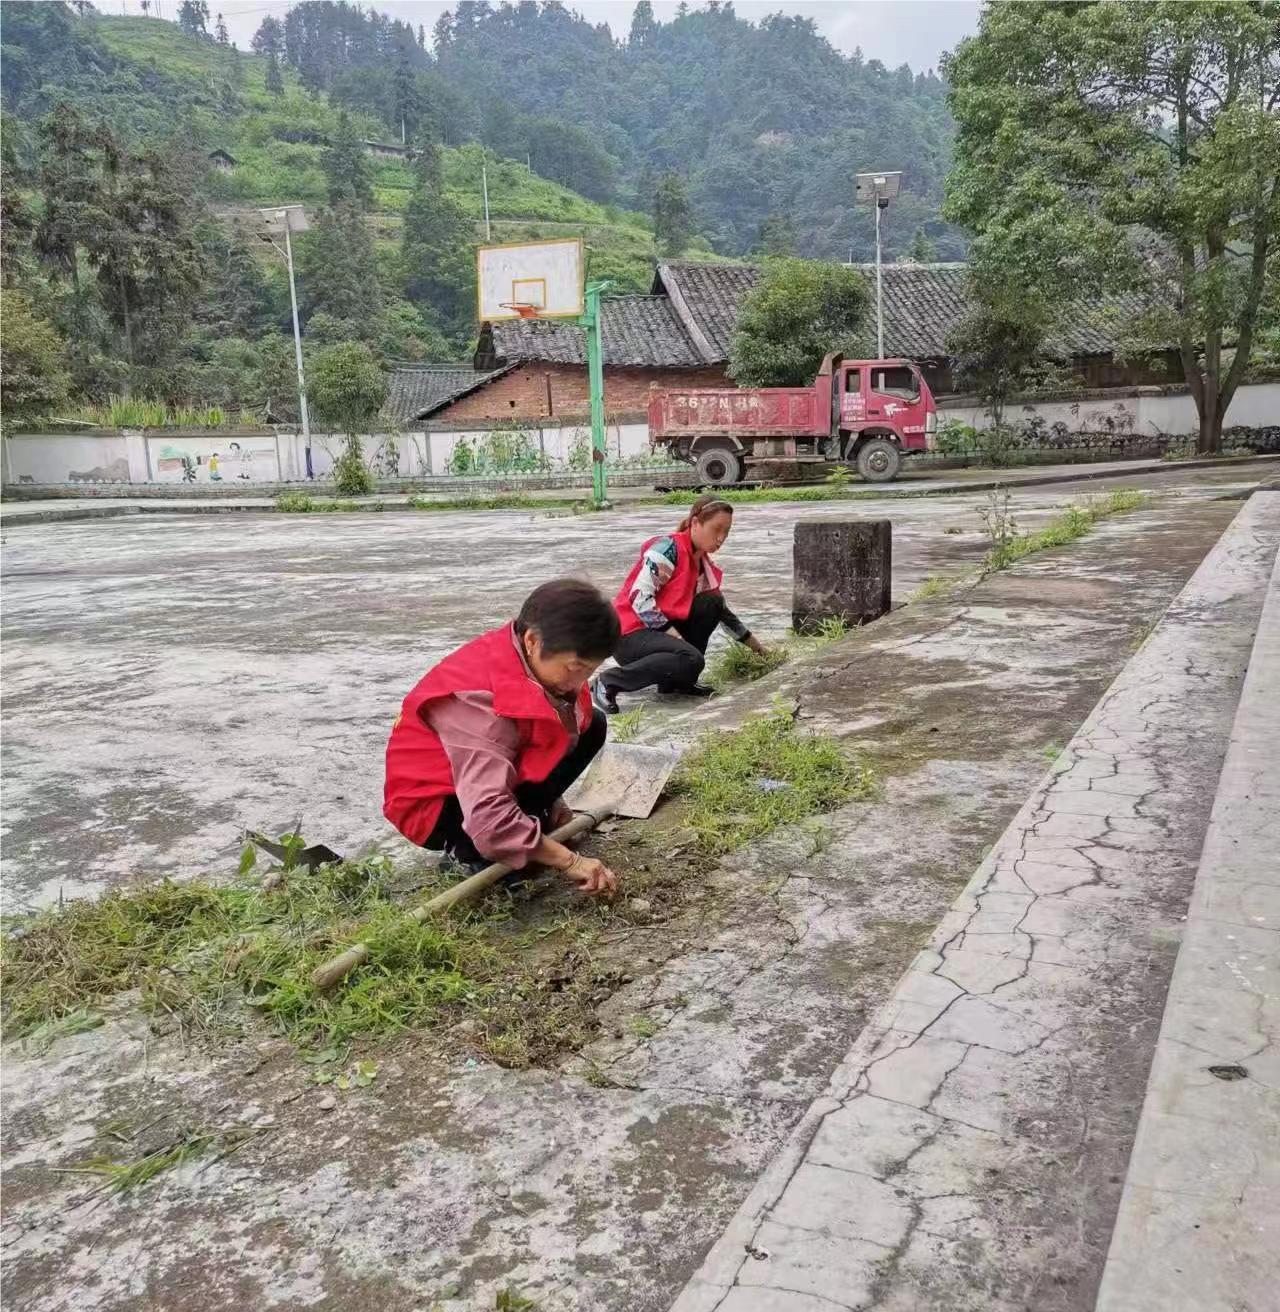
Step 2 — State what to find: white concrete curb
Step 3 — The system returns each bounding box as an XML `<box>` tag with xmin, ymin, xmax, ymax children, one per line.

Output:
<box><xmin>669</xmin><ymin>493</ymin><xmax>1280</xmax><ymax>1312</ymax></box>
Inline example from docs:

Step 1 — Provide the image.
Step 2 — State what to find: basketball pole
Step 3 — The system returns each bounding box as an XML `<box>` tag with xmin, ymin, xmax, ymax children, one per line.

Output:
<box><xmin>580</xmin><ymin>279</ymin><xmax>614</xmax><ymax>506</ymax></box>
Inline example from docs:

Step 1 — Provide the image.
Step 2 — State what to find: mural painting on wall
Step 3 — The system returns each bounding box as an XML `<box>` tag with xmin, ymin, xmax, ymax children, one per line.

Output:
<box><xmin>153</xmin><ymin>439</ymin><xmax>279</xmax><ymax>484</ymax></box>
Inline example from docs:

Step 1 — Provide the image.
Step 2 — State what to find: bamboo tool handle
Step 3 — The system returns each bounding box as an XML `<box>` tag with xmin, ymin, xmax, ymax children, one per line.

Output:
<box><xmin>310</xmin><ymin>808</ymin><xmax>614</xmax><ymax>993</ymax></box>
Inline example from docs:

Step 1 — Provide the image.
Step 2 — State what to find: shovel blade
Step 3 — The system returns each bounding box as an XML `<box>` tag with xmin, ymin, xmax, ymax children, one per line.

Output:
<box><xmin>564</xmin><ymin>742</ymin><xmax>680</xmax><ymax>819</ymax></box>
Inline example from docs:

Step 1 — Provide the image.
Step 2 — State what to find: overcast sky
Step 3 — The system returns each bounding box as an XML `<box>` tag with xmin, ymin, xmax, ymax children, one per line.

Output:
<box><xmin>124</xmin><ymin>1</ymin><xmax>980</xmax><ymax>76</ymax></box>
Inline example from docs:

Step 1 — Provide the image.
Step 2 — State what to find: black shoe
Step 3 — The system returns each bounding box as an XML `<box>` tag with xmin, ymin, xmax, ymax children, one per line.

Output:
<box><xmin>659</xmin><ymin>682</ymin><xmax>715</xmax><ymax>698</ymax></box>
<box><xmin>591</xmin><ymin>676</ymin><xmax>620</xmax><ymax>715</ymax></box>
<box><xmin>443</xmin><ymin>846</ymin><xmax>489</xmax><ymax>876</ymax></box>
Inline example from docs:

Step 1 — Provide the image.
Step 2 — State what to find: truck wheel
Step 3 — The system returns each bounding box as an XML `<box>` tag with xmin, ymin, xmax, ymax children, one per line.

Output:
<box><xmin>855</xmin><ymin>438</ymin><xmax>901</xmax><ymax>483</ymax></box>
<box><xmin>695</xmin><ymin>445</ymin><xmax>743</xmax><ymax>486</ymax></box>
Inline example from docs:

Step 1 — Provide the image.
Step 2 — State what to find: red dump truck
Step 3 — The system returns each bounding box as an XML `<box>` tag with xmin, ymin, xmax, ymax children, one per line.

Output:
<box><xmin>648</xmin><ymin>353</ymin><xmax>937</xmax><ymax>485</ymax></box>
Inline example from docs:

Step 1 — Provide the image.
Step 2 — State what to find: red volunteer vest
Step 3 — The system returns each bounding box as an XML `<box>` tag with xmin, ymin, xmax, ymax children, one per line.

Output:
<box><xmin>613</xmin><ymin>529</ymin><xmax>724</xmax><ymax>636</ymax></box>
<box><xmin>383</xmin><ymin>623</ymin><xmax>592</xmax><ymax>846</ymax></box>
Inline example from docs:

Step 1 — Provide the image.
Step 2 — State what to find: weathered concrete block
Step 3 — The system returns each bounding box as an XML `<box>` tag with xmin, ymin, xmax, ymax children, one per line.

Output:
<box><xmin>792</xmin><ymin>519</ymin><xmax>891</xmax><ymax>633</ymax></box>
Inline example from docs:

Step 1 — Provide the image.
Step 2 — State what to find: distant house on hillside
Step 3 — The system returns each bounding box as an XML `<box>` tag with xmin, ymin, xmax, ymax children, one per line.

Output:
<box><xmin>363</xmin><ymin>139</ymin><xmax>414</xmax><ymax>161</ymax></box>
<box><xmin>208</xmin><ymin>149</ymin><xmax>238</xmax><ymax>173</ymax></box>
<box><xmin>401</xmin><ymin>260</ymin><xmax>1179</xmax><ymax>428</ymax></box>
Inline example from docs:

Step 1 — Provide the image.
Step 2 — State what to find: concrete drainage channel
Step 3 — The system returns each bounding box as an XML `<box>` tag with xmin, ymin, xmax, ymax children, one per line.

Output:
<box><xmin>669</xmin><ymin>491</ymin><xmax>1280</xmax><ymax>1312</ymax></box>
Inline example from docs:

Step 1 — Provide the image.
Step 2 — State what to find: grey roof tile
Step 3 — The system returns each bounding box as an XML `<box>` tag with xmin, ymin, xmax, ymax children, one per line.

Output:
<box><xmin>382</xmin><ymin>364</ymin><xmax>511</xmax><ymax>424</ymax></box>
<box><xmin>491</xmin><ymin>295</ymin><xmax>703</xmax><ymax>369</ymax></box>
<box><xmin>656</xmin><ymin>260</ymin><xmax>1156</xmax><ymax>362</ymax></box>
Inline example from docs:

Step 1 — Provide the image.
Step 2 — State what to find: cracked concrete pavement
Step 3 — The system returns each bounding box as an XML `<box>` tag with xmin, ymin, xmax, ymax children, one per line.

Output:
<box><xmin>1095</xmin><ymin>515</ymin><xmax>1280</xmax><ymax>1312</ymax></box>
<box><xmin>0</xmin><ymin>462</ymin><xmax>1262</xmax><ymax>912</ymax></box>
<box><xmin>669</xmin><ymin>493</ymin><xmax>1280</xmax><ymax>1312</ymax></box>
<box><xmin>1</xmin><ymin>469</ymin><xmax>1275</xmax><ymax>1312</ymax></box>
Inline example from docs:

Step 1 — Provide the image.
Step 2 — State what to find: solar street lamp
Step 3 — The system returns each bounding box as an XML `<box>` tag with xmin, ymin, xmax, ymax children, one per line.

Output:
<box><xmin>855</xmin><ymin>171</ymin><xmax>902</xmax><ymax>359</ymax></box>
<box><xmin>257</xmin><ymin>205</ymin><xmax>313</xmax><ymax>479</ymax></box>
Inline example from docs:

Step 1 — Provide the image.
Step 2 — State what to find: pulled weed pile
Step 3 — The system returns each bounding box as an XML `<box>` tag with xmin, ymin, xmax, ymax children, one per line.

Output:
<box><xmin>0</xmin><ymin>856</ymin><xmax>615</xmax><ymax>1067</ymax></box>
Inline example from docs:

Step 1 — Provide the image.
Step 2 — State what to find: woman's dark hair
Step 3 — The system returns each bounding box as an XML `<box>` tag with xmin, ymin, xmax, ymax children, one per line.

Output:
<box><xmin>678</xmin><ymin>493</ymin><xmax>734</xmax><ymax>533</ymax></box>
<box><xmin>515</xmin><ymin>577</ymin><xmax>619</xmax><ymax>658</ymax></box>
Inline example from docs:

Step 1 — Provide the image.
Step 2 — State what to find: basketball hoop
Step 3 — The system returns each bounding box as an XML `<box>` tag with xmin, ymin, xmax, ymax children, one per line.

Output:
<box><xmin>500</xmin><ymin>302</ymin><xmax>541</xmax><ymax>320</ymax></box>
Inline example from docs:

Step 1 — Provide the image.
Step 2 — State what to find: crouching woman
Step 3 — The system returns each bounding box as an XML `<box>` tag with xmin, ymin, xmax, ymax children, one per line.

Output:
<box><xmin>594</xmin><ymin>494</ymin><xmax>769</xmax><ymax>712</ymax></box>
<box><xmin>384</xmin><ymin>578</ymin><xmax>620</xmax><ymax>895</ymax></box>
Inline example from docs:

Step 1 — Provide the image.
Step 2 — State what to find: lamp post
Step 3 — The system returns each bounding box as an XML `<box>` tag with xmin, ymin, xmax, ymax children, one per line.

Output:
<box><xmin>854</xmin><ymin>171</ymin><xmax>901</xmax><ymax>359</ymax></box>
<box><xmin>257</xmin><ymin>205</ymin><xmax>313</xmax><ymax>479</ymax></box>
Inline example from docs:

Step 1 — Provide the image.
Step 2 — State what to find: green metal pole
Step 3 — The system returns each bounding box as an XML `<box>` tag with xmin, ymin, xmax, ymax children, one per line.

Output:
<box><xmin>581</xmin><ymin>279</ymin><xmax>613</xmax><ymax>506</ymax></box>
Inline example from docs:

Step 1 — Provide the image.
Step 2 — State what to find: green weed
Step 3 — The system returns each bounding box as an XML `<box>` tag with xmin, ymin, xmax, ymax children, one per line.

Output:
<box><xmin>982</xmin><ymin>488</ymin><xmax>1149</xmax><ymax>571</ymax></box>
<box><xmin>611</xmin><ymin>707</ymin><xmax>645</xmax><ymax>743</ymax></box>
<box><xmin>406</xmin><ymin>493</ymin><xmax>546</xmax><ymax>512</ymax></box>
<box><xmin>705</xmin><ymin>642</ymin><xmax>788</xmax><ymax>689</ymax></box>
<box><xmin>672</xmin><ymin>706</ymin><xmax>877</xmax><ymax>855</ymax></box>
<box><xmin>911</xmin><ymin>575</ymin><xmax>953</xmax><ymax>601</ymax></box>
<box><xmin>626</xmin><ymin>1014</ymin><xmax>660</xmax><ymax>1038</ymax></box>
<box><xmin>275</xmin><ymin>490</ymin><xmax>315</xmax><ymax>513</ymax></box>
<box><xmin>808</xmin><ymin>616</ymin><xmax>852</xmax><ymax>644</ymax></box>
<box><xmin>63</xmin><ymin>1124</ymin><xmax>260</xmax><ymax>1199</ymax></box>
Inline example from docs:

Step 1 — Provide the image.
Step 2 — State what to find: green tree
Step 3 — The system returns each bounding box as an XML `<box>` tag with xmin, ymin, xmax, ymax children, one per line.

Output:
<box><xmin>630</xmin><ymin>1</ymin><xmax>658</xmax><ymax>48</ymax></box>
<box><xmin>653</xmin><ymin>171</ymin><xmax>693</xmax><ymax>257</ymax></box>
<box><xmin>300</xmin><ymin>202</ymin><xmax>382</xmax><ymax>327</ymax></box>
<box><xmin>945</xmin><ymin>281</ymin><xmax>1054</xmax><ymax>430</ymax></box>
<box><xmin>310</xmin><ymin>341</ymin><xmax>387</xmax><ymax>494</ymax></box>
<box><xmin>400</xmin><ymin>138</ymin><xmax>474</xmax><ymax>340</ymax></box>
<box><xmin>1</xmin><ymin>113</ymin><xmax>38</xmax><ymax>288</ymax></box>
<box><xmin>251</xmin><ymin>15</ymin><xmax>283</xmax><ymax>56</ymax></box>
<box><xmin>177</xmin><ymin>0</ymin><xmax>209</xmax><ymax>39</ymax></box>
<box><xmin>755</xmin><ymin>213</ymin><xmax>796</xmax><ymax>257</ymax></box>
<box><xmin>0</xmin><ymin>289</ymin><xmax>70</xmax><ymax>429</ymax></box>
<box><xmin>265</xmin><ymin>52</ymin><xmax>284</xmax><ymax>98</ymax></box>
<box><xmin>33</xmin><ymin>105</ymin><xmax>203</xmax><ymax>390</ymax></box>
<box><xmin>906</xmin><ymin>228</ymin><xmax>936</xmax><ymax>263</ymax></box>
<box><xmin>322</xmin><ymin>111</ymin><xmax>373</xmax><ymax>210</ymax></box>
<box><xmin>215</xmin><ymin>12</ymin><xmax>230</xmax><ymax>45</ymax></box>
<box><xmin>729</xmin><ymin>258</ymin><xmax>870</xmax><ymax>387</ymax></box>
<box><xmin>945</xmin><ymin>1</ymin><xmax>1280</xmax><ymax>454</ymax></box>
<box><xmin>391</xmin><ymin>55</ymin><xmax>424</xmax><ymax>143</ymax></box>
<box><xmin>526</xmin><ymin>117</ymin><xmax>617</xmax><ymax>203</ymax></box>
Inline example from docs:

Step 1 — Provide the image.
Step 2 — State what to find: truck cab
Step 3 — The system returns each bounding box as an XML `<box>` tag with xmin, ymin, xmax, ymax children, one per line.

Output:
<box><xmin>833</xmin><ymin>356</ymin><xmax>936</xmax><ymax>481</ymax></box>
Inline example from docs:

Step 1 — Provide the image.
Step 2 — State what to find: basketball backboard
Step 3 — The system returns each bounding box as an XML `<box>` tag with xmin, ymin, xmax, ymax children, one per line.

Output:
<box><xmin>477</xmin><ymin>237</ymin><xmax>584</xmax><ymax>321</ymax></box>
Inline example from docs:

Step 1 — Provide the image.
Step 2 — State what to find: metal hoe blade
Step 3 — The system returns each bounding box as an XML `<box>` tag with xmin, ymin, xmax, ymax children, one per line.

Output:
<box><xmin>563</xmin><ymin>742</ymin><xmax>680</xmax><ymax>819</ymax></box>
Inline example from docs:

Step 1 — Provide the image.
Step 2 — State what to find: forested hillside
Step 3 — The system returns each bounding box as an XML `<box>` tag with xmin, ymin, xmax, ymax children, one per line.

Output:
<box><xmin>267</xmin><ymin>0</ymin><xmax>962</xmax><ymax>261</ymax></box>
<box><xmin>0</xmin><ymin>1</ymin><xmax>961</xmax><ymax>421</ymax></box>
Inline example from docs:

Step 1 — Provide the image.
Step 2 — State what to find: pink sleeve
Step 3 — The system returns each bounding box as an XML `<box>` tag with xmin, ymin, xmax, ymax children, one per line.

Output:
<box><xmin>422</xmin><ymin>691</ymin><xmax>542</xmax><ymax>869</ymax></box>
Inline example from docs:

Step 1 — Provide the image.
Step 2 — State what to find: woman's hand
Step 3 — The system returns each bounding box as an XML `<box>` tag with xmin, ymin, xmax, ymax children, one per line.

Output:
<box><xmin>562</xmin><ymin>854</ymin><xmax>618</xmax><ymax>895</ymax></box>
<box><xmin>746</xmin><ymin>634</ymin><xmax>769</xmax><ymax>657</ymax></box>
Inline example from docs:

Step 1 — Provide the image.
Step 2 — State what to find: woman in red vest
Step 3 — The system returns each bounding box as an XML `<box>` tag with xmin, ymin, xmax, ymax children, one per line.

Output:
<box><xmin>384</xmin><ymin>578</ymin><xmax>620</xmax><ymax>894</ymax></box>
<box><xmin>594</xmin><ymin>494</ymin><xmax>770</xmax><ymax>713</ymax></box>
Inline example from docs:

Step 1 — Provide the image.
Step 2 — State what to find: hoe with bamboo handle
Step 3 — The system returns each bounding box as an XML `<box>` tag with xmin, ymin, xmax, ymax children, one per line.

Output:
<box><xmin>310</xmin><ymin>808</ymin><xmax>610</xmax><ymax>992</ymax></box>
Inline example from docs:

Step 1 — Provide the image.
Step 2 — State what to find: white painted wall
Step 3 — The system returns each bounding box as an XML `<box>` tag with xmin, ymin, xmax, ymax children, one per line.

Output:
<box><xmin>5</xmin><ymin>386</ymin><xmax>1274</xmax><ymax>486</ymax></box>
<box><xmin>2</xmin><ymin>432</ymin><xmax>133</xmax><ymax>485</ymax></box>
<box><xmin>940</xmin><ymin>381</ymin><xmax>1280</xmax><ymax>435</ymax></box>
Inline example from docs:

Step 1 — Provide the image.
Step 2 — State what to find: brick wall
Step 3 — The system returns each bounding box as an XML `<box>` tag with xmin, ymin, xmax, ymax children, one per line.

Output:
<box><xmin>434</xmin><ymin>363</ymin><xmax>730</xmax><ymax>424</ymax></box>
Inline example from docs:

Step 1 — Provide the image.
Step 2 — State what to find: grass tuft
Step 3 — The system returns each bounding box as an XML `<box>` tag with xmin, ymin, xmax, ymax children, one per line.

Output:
<box><xmin>983</xmin><ymin>488</ymin><xmax>1149</xmax><ymax>571</ymax></box>
<box><xmin>610</xmin><ymin>707</ymin><xmax>645</xmax><ymax>743</ymax></box>
<box><xmin>672</xmin><ymin>705</ymin><xmax>877</xmax><ymax>855</ymax></box>
<box><xmin>705</xmin><ymin>642</ymin><xmax>788</xmax><ymax>689</ymax></box>
<box><xmin>910</xmin><ymin>575</ymin><xmax>954</xmax><ymax>601</ymax></box>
